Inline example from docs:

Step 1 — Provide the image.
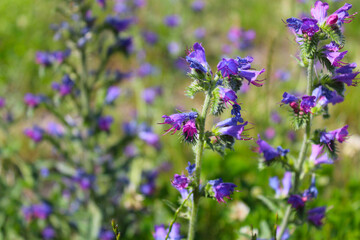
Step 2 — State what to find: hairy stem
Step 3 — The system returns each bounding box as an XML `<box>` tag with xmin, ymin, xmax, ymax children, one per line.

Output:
<box><xmin>166</xmin><ymin>192</ymin><xmax>193</xmax><ymax>240</ymax></box>
<box><xmin>187</xmin><ymin>91</ymin><xmax>212</xmax><ymax>240</ymax></box>
<box><xmin>277</xmin><ymin>58</ymin><xmax>314</xmax><ymax>239</ymax></box>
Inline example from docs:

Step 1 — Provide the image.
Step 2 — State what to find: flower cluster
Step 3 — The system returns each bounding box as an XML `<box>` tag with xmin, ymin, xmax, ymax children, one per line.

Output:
<box><xmin>257</xmin><ymin>2</ymin><xmax>358</xmax><ymax>238</ymax></box>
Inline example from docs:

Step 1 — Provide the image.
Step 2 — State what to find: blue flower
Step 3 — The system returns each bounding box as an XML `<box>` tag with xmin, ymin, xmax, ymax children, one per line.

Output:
<box><xmin>307</xmin><ymin>207</ymin><xmax>326</xmax><ymax>227</ymax></box>
<box><xmin>208</xmin><ymin>178</ymin><xmax>237</xmax><ymax>203</ymax></box>
<box><xmin>186</xmin><ymin>42</ymin><xmax>209</xmax><ymax>73</ymax></box>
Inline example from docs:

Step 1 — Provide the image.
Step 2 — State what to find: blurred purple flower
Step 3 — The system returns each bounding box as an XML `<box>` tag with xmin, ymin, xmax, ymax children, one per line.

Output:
<box><xmin>98</xmin><ymin>116</ymin><xmax>113</xmax><ymax>132</ymax></box>
<box><xmin>194</xmin><ymin>27</ymin><xmax>206</xmax><ymax>39</ymax></box>
<box><xmin>256</xmin><ymin>135</ymin><xmax>289</xmax><ymax>162</ymax></box>
<box><xmin>142</xmin><ymin>86</ymin><xmax>162</xmax><ymax>104</ymax></box>
<box><xmin>24</xmin><ymin>93</ymin><xmax>43</xmax><ymax>108</ymax></box>
<box><xmin>153</xmin><ymin>223</ymin><xmax>182</xmax><ymax>240</ymax></box>
<box><xmin>265</xmin><ymin>128</ymin><xmax>276</xmax><ymax>139</ymax></box>
<box><xmin>105</xmin><ymin>86</ymin><xmax>121</xmax><ymax>104</ymax></box>
<box><xmin>73</xmin><ymin>169</ymin><xmax>95</xmax><ymax>190</ymax></box>
<box><xmin>142</xmin><ymin>31</ymin><xmax>158</xmax><ymax>45</ymax></box>
<box><xmin>307</xmin><ymin>206</ymin><xmax>326</xmax><ymax>226</ymax></box>
<box><xmin>209</xmin><ymin>178</ymin><xmax>237</xmax><ymax>203</ymax></box>
<box><xmin>140</xmin><ymin>170</ymin><xmax>158</xmax><ymax>196</ymax></box>
<box><xmin>164</xmin><ymin>15</ymin><xmax>181</xmax><ymax>27</ymax></box>
<box><xmin>269</xmin><ymin>172</ymin><xmax>292</xmax><ymax>198</ymax></box>
<box><xmin>192</xmin><ymin>0</ymin><xmax>205</xmax><ymax>12</ymax></box>
<box><xmin>271</xmin><ymin>111</ymin><xmax>282</xmax><ymax>124</ymax></box>
<box><xmin>99</xmin><ymin>228</ymin><xmax>115</xmax><ymax>240</ymax></box>
<box><xmin>47</xmin><ymin>122</ymin><xmax>64</xmax><ymax>137</ymax></box>
<box><xmin>171</xmin><ymin>174</ymin><xmax>190</xmax><ymax>190</ymax></box>
<box><xmin>52</xmin><ymin>74</ymin><xmax>74</xmax><ymax>96</ymax></box>
<box><xmin>137</xmin><ymin>63</ymin><xmax>155</xmax><ymax>77</ymax></box>
<box><xmin>310</xmin><ymin>144</ymin><xmax>334</xmax><ymax>165</ymax></box>
<box><xmin>24</xmin><ymin>126</ymin><xmax>44</xmax><ymax>143</ymax></box>
<box><xmin>168</xmin><ymin>42</ymin><xmax>181</xmax><ymax>56</ymax></box>
<box><xmin>42</xmin><ymin>226</ymin><xmax>56</xmax><ymax>240</ymax></box>
<box><xmin>0</xmin><ymin>97</ymin><xmax>5</xmax><ymax>108</ymax></box>
<box><xmin>186</xmin><ymin>162</ymin><xmax>196</xmax><ymax>176</ymax></box>
<box><xmin>138</xmin><ymin>131</ymin><xmax>161</xmax><ymax>149</ymax></box>
<box><xmin>97</xmin><ymin>0</ymin><xmax>106</xmax><ymax>8</ymax></box>
<box><xmin>288</xmin><ymin>195</ymin><xmax>305</xmax><ymax>209</ymax></box>
<box><xmin>105</xmin><ymin>16</ymin><xmax>133</xmax><ymax>32</ymax></box>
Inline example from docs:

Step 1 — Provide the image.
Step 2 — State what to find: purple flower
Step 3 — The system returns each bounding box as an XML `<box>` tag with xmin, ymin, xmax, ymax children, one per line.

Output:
<box><xmin>153</xmin><ymin>223</ymin><xmax>182</xmax><ymax>240</ymax></box>
<box><xmin>217</xmin><ymin>58</ymin><xmax>239</xmax><ymax>77</ymax></box>
<box><xmin>311</xmin><ymin>1</ymin><xmax>329</xmax><ymax>24</ymax></box>
<box><xmin>160</xmin><ymin>112</ymin><xmax>198</xmax><ymax>135</ymax></box>
<box><xmin>141</xmin><ymin>170</ymin><xmax>158</xmax><ymax>196</ymax></box>
<box><xmin>138</xmin><ymin>131</ymin><xmax>161</xmax><ymax>149</ymax></box>
<box><xmin>52</xmin><ymin>49</ymin><xmax>71</xmax><ymax>63</ymax></box>
<box><xmin>171</xmin><ymin>174</ymin><xmax>190</xmax><ymax>190</ymax></box>
<box><xmin>218</xmin><ymin>87</ymin><xmax>237</xmax><ymax>106</ymax></box>
<box><xmin>192</xmin><ymin>0</ymin><xmax>205</xmax><ymax>12</ymax></box>
<box><xmin>300</xmin><ymin>95</ymin><xmax>316</xmax><ymax>114</ymax></box>
<box><xmin>105</xmin><ymin>16</ymin><xmax>133</xmax><ymax>32</ymax></box>
<box><xmin>124</xmin><ymin>144</ymin><xmax>137</xmax><ymax>158</ymax></box>
<box><xmin>274</xmin><ymin>69</ymin><xmax>291</xmax><ymax>82</ymax></box>
<box><xmin>303</xmin><ymin>175</ymin><xmax>318</xmax><ymax>201</ymax></box>
<box><xmin>73</xmin><ymin>169</ymin><xmax>95</xmax><ymax>190</ymax></box>
<box><xmin>182</xmin><ymin>119</ymin><xmax>198</xmax><ymax>142</ymax></box>
<box><xmin>329</xmin><ymin>3</ymin><xmax>357</xmax><ymax>26</ymax></box>
<box><xmin>47</xmin><ymin>122</ymin><xmax>64</xmax><ymax>137</ymax></box>
<box><xmin>286</xmin><ymin>17</ymin><xmax>303</xmax><ymax>33</ymax></box>
<box><xmin>265</xmin><ymin>127</ymin><xmax>276</xmax><ymax>139</ymax></box>
<box><xmin>288</xmin><ymin>195</ymin><xmax>305</xmax><ymax>209</ymax></box>
<box><xmin>323</xmin><ymin>42</ymin><xmax>347</xmax><ymax>67</ymax></box>
<box><xmin>142</xmin><ymin>87</ymin><xmax>162</xmax><ymax>104</ymax></box>
<box><xmin>137</xmin><ymin>63</ymin><xmax>155</xmax><ymax>77</ymax></box>
<box><xmin>271</xmin><ymin>111</ymin><xmax>282</xmax><ymax>124</ymax></box>
<box><xmin>97</xmin><ymin>0</ymin><xmax>106</xmax><ymax>8</ymax></box>
<box><xmin>218</xmin><ymin>121</ymin><xmax>248</xmax><ymax>140</ymax></box>
<box><xmin>269</xmin><ymin>172</ymin><xmax>292</xmax><ymax>198</ymax></box>
<box><xmin>168</xmin><ymin>42</ymin><xmax>180</xmax><ymax>55</ymax></box>
<box><xmin>134</xmin><ymin>0</ymin><xmax>146</xmax><ymax>8</ymax></box>
<box><xmin>99</xmin><ymin>228</ymin><xmax>115</xmax><ymax>240</ymax></box>
<box><xmin>301</xmin><ymin>18</ymin><xmax>319</xmax><ymax>37</ymax></box>
<box><xmin>238</xmin><ymin>68</ymin><xmax>265</xmax><ymax>87</ymax></box>
<box><xmin>105</xmin><ymin>86</ymin><xmax>121</xmax><ymax>104</ymax></box>
<box><xmin>42</xmin><ymin>226</ymin><xmax>56</xmax><ymax>240</ymax></box>
<box><xmin>164</xmin><ymin>15</ymin><xmax>181</xmax><ymax>27</ymax></box>
<box><xmin>0</xmin><ymin>97</ymin><xmax>6</xmax><ymax>108</ymax></box>
<box><xmin>230</xmin><ymin>104</ymin><xmax>243</xmax><ymax>123</ymax></box>
<box><xmin>52</xmin><ymin>74</ymin><xmax>74</xmax><ymax>96</ymax></box>
<box><xmin>330</xmin><ymin>125</ymin><xmax>349</xmax><ymax>143</ymax></box>
<box><xmin>24</xmin><ymin>93</ymin><xmax>42</xmax><ymax>107</ymax></box>
<box><xmin>142</xmin><ymin>31</ymin><xmax>158</xmax><ymax>45</ymax></box>
<box><xmin>23</xmin><ymin>203</ymin><xmax>52</xmax><ymax>221</ymax></box>
<box><xmin>256</xmin><ymin>135</ymin><xmax>290</xmax><ymax>162</ymax></box>
<box><xmin>186</xmin><ymin>162</ymin><xmax>196</xmax><ymax>175</ymax></box>
<box><xmin>194</xmin><ymin>27</ymin><xmax>206</xmax><ymax>39</ymax></box>
<box><xmin>186</xmin><ymin>42</ymin><xmax>209</xmax><ymax>73</ymax></box>
<box><xmin>216</xmin><ymin>117</ymin><xmax>239</xmax><ymax>128</ymax></box>
<box><xmin>35</xmin><ymin>51</ymin><xmax>53</xmax><ymax>66</ymax></box>
<box><xmin>310</xmin><ymin>144</ymin><xmax>334</xmax><ymax>165</ymax></box>
<box><xmin>24</xmin><ymin>126</ymin><xmax>44</xmax><ymax>143</ymax></box>
<box><xmin>307</xmin><ymin>206</ymin><xmax>326</xmax><ymax>226</ymax></box>
<box><xmin>312</xmin><ymin>85</ymin><xmax>344</xmax><ymax>106</ymax></box>
<box><xmin>108</xmin><ymin>37</ymin><xmax>133</xmax><ymax>56</ymax></box>
<box><xmin>332</xmin><ymin>63</ymin><xmax>359</xmax><ymax>86</ymax></box>
<box><xmin>209</xmin><ymin>178</ymin><xmax>237</xmax><ymax>203</ymax></box>
<box><xmin>98</xmin><ymin>116</ymin><xmax>113</xmax><ymax>132</ymax></box>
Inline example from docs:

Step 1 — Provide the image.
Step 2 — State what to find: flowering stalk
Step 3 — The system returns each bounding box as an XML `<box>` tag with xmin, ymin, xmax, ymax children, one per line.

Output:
<box><xmin>277</xmin><ymin>58</ymin><xmax>314</xmax><ymax>239</ymax></box>
<box><xmin>256</xmin><ymin>2</ymin><xmax>358</xmax><ymax>238</ymax></box>
<box><xmin>160</xmin><ymin>42</ymin><xmax>265</xmax><ymax>239</ymax></box>
<box><xmin>188</xmin><ymin>90</ymin><xmax>213</xmax><ymax>240</ymax></box>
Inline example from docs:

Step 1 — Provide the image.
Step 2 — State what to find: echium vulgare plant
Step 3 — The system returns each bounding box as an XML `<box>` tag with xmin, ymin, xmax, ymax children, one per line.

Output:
<box><xmin>157</xmin><ymin>42</ymin><xmax>265</xmax><ymax>239</ymax></box>
<box><xmin>22</xmin><ymin>0</ymin><xmax>163</xmax><ymax>239</ymax></box>
<box><xmin>255</xmin><ymin>1</ymin><xmax>358</xmax><ymax>239</ymax></box>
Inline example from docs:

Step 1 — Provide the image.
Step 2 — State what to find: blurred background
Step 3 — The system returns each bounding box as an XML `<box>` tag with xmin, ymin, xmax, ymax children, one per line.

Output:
<box><xmin>0</xmin><ymin>0</ymin><xmax>360</xmax><ymax>239</ymax></box>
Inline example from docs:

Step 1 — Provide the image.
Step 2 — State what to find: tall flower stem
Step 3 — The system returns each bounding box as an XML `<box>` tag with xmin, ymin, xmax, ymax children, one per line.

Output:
<box><xmin>187</xmin><ymin>89</ymin><xmax>212</xmax><ymax>240</ymax></box>
<box><xmin>277</xmin><ymin>58</ymin><xmax>314</xmax><ymax>239</ymax></box>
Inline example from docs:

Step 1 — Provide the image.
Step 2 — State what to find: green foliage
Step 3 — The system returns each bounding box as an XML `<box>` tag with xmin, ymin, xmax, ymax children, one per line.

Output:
<box><xmin>299</xmin><ymin>35</ymin><xmax>320</xmax><ymax>62</ymax></box>
<box><xmin>321</xmin><ymin>24</ymin><xmax>345</xmax><ymax>47</ymax></box>
<box><xmin>210</xmin><ymin>87</ymin><xmax>226</xmax><ymax>116</ymax></box>
<box><xmin>185</xmin><ymin>78</ymin><xmax>205</xmax><ymax>99</ymax></box>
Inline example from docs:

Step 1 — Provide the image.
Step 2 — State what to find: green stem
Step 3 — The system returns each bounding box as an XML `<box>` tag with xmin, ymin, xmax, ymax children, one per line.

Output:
<box><xmin>166</xmin><ymin>191</ymin><xmax>193</xmax><ymax>240</ymax></box>
<box><xmin>187</xmin><ymin>91</ymin><xmax>212</xmax><ymax>240</ymax></box>
<box><xmin>277</xmin><ymin>58</ymin><xmax>314</xmax><ymax>239</ymax></box>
